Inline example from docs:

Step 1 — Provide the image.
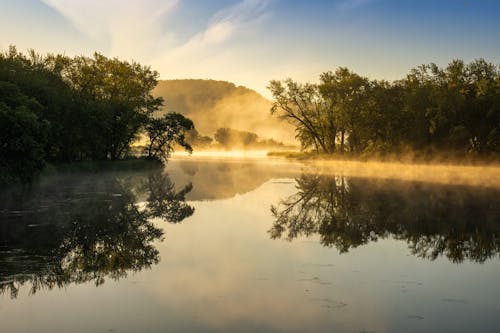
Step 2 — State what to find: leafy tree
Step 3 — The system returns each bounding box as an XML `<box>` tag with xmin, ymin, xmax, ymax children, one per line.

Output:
<box><xmin>0</xmin><ymin>47</ymin><xmax>79</xmax><ymax>161</ymax></box>
<box><xmin>185</xmin><ymin>128</ymin><xmax>213</xmax><ymax>148</ymax></box>
<box><xmin>0</xmin><ymin>81</ymin><xmax>48</xmax><ymax>184</ymax></box>
<box><xmin>269</xmin><ymin>59</ymin><xmax>499</xmax><ymax>157</ymax></box>
<box><xmin>145</xmin><ymin>113</ymin><xmax>194</xmax><ymax>162</ymax></box>
<box><xmin>61</xmin><ymin>53</ymin><xmax>164</xmax><ymax>160</ymax></box>
<box><xmin>319</xmin><ymin>67</ymin><xmax>370</xmax><ymax>153</ymax></box>
<box><xmin>0</xmin><ymin>47</ymin><xmax>196</xmax><ymax>185</ymax></box>
<box><xmin>214</xmin><ymin>127</ymin><xmax>259</xmax><ymax>148</ymax></box>
<box><xmin>268</xmin><ymin>79</ymin><xmax>336</xmax><ymax>153</ymax></box>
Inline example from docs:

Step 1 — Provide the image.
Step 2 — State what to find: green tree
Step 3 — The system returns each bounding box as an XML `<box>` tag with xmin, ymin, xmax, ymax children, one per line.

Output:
<box><xmin>270</xmin><ymin>59</ymin><xmax>499</xmax><ymax>158</ymax></box>
<box><xmin>145</xmin><ymin>113</ymin><xmax>194</xmax><ymax>162</ymax></box>
<box><xmin>0</xmin><ymin>81</ymin><xmax>48</xmax><ymax>184</ymax></box>
<box><xmin>0</xmin><ymin>47</ymin><xmax>196</xmax><ymax>185</ymax></box>
<box><xmin>62</xmin><ymin>53</ymin><xmax>164</xmax><ymax>160</ymax></box>
<box><xmin>319</xmin><ymin>67</ymin><xmax>370</xmax><ymax>153</ymax></box>
<box><xmin>268</xmin><ymin>79</ymin><xmax>336</xmax><ymax>153</ymax></box>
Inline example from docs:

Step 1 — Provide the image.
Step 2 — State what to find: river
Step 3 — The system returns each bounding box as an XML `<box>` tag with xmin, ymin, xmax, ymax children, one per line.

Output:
<box><xmin>1</xmin><ymin>156</ymin><xmax>499</xmax><ymax>333</ymax></box>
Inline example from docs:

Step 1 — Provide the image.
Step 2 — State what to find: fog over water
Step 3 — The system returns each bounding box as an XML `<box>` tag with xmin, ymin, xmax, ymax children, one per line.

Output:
<box><xmin>173</xmin><ymin>152</ymin><xmax>500</xmax><ymax>189</ymax></box>
<box><xmin>1</xmin><ymin>156</ymin><xmax>499</xmax><ymax>333</ymax></box>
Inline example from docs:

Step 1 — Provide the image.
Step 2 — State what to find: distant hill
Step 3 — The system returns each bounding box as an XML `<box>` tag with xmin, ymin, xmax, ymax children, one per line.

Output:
<box><xmin>153</xmin><ymin>79</ymin><xmax>295</xmax><ymax>143</ymax></box>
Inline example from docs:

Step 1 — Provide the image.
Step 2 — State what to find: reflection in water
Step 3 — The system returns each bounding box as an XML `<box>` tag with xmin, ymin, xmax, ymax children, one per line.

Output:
<box><xmin>0</xmin><ymin>170</ymin><xmax>193</xmax><ymax>298</ymax></box>
<box><xmin>270</xmin><ymin>173</ymin><xmax>500</xmax><ymax>263</ymax></box>
<box><xmin>168</xmin><ymin>157</ymin><xmax>301</xmax><ymax>200</ymax></box>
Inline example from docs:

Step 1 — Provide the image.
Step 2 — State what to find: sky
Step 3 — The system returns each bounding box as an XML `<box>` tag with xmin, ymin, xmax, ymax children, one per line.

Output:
<box><xmin>1</xmin><ymin>0</ymin><xmax>499</xmax><ymax>97</ymax></box>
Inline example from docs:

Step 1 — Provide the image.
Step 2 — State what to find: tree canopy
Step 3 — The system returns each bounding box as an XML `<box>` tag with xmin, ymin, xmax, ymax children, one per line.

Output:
<box><xmin>269</xmin><ymin>59</ymin><xmax>500</xmax><ymax>158</ymax></box>
<box><xmin>0</xmin><ymin>47</ymin><xmax>194</xmax><ymax>185</ymax></box>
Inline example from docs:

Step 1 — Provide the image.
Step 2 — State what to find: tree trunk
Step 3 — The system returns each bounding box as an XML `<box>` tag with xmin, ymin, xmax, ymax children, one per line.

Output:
<box><xmin>340</xmin><ymin>130</ymin><xmax>345</xmax><ymax>154</ymax></box>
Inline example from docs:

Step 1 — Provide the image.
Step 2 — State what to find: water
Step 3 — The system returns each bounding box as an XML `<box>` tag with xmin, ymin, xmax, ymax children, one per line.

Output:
<box><xmin>1</xmin><ymin>157</ymin><xmax>499</xmax><ymax>333</ymax></box>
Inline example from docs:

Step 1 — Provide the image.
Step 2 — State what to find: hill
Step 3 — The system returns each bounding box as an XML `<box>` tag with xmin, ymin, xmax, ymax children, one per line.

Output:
<box><xmin>153</xmin><ymin>79</ymin><xmax>295</xmax><ymax>144</ymax></box>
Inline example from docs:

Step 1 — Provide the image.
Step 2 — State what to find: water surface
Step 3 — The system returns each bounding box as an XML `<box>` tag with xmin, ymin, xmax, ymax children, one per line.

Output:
<box><xmin>1</xmin><ymin>158</ymin><xmax>499</xmax><ymax>333</ymax></box>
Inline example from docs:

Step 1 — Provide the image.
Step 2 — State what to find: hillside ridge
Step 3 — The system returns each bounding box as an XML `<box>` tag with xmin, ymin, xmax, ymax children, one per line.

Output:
<box><xmin>153</xmin><ymin>79</ymin><xmax>294</xmax><ymax>143</ymax></box>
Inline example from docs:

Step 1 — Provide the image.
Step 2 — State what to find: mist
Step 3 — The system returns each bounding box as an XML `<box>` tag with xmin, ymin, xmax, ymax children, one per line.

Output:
<box><xmin>153</xmin><ymin>79</ymin><xmax>297</xmax><ymax>146</ymax></box>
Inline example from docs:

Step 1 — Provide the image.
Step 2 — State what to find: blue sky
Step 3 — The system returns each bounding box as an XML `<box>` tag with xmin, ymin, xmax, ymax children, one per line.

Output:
<box><xmin>1</xmin><ymin>0</ymin><xmax>499</xmax><ymax>96</ymax></box>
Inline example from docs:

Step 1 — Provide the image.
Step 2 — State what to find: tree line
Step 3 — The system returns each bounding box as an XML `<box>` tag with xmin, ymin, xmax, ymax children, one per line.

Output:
<box><xmin>268</xmin><ymin>59</ymin><xmax>499</xmax><ymax>158</ymax></box>
<box><xmin>0</xmin><ymin>47</ymin><xmax>193</xmax><ymax>185</ymax></box>
<box><xmin>184</xmin><ymin>127</ymin><xmax>291</xmax><ymax>150</ymax></box>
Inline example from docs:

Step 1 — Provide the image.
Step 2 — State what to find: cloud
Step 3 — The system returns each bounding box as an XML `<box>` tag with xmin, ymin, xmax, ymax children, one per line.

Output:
<box><xmin>150</xmin><ymin>0</ymin><xmax>273</xmax><ymax>78</ymax></box>
<box><xmin>162</xmin><ymin>0</ymin><xmax>272</xmax><ymax>59</ymax></box>
<box><xmin>41</xmin><ymin>0</ymin><xmax>274</xmax><ymax>93</ymax></box>
<box><xmin>41</xmin><ymin>0</ymin><xmax>179</xmax><ymax>60</ymax></box>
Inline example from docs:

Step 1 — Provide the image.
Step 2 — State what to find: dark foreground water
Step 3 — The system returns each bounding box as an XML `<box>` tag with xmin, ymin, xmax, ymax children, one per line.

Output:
<box><xmin>1</xmin><ymin>157</ymin><xmax>499</xmax><ymax>333</ymax></box>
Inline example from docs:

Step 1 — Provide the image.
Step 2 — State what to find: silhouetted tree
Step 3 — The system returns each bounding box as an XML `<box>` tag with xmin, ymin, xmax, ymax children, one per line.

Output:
<box><xmin>269</xmin><ymin>59</ymin><xmax>500</xmax><ymax>157</ymax></box>
<box><xmin>268</xmin><ymin>80</ymin><xmax>336</xmax><ymax>153</ymax></box>
<box><xmin>0</xmin><ymin>47</ymin><xmax>195</xmax><ymax>185</ymax></box>
<box><xmin>145</xmin><ymin>113</ymin><xmax>194</xmax><ymax>162</ymax></box>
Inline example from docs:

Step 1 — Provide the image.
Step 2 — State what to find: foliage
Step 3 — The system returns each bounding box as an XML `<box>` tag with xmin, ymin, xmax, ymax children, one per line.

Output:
<box><xmin>145</xmin><ymin>113</ymin><xmax>194</xmax><ymax>162</ymax></box>
<box><xmin>58</xmin><ymin>52</ymin><xmax>164</xmax><ymax>160</ymax></box>
<box><xmin>0</xmin><ymin>46</ymin><xmax>194</xmax><ymax>185</ymax></box>
<box><xmin>268</xmin><ymin>79</ymin><xmax>335</xmax><ymax>153</ymax></box>
<box><xmin>185</xmin><ymin>128</ymin><xmax>214</xmax><ymax>148</ymax></box>
<box><xmin>0</xmin><ymin>81</ymin><xmax>48</xmax><ymax>184</ymax></box>
<box><xmin>214</xmin><ymin>127</ymin><xmax>258</xmax><ymax>148</ymax></box>
<box><xmin>212</xmin><ymin>127</ymin><xmax>289</xmax><ymax>150</ymax></box>
<box><xmin>269</xmin><ymin>59</ymin><xmax>500</xmax><ymax>156</ymax></box>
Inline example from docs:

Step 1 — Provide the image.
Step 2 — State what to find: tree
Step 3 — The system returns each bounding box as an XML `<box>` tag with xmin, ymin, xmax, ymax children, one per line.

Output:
<box><xmin>0</xmin><ymin>80</ymin><xmax>48</xmax><ymax>184</ymax></box>
<box><xmin>268</xmin><ymin>79</ymin><xmax>336</xmax><ymax>153</ymax></box>
<box><xmin>214</xmin><ymin>128</ymin><xmax>259</xmax><ymax>148</ymax></box>
<box><xmin>145</xmin><ymin>113</ymin><xmax>194</xmax><ymax>162</ymax></box>
<box><xmin>269</xmin><ymin>59</ymin><xmax>499</xmax><ymax>158</ymax></box>
<box><xmin>0</xmin><ymin>47</ymin><xmax>78</xmax><ymax>162</ymax></box>
<box><xmin>185</xmin><ymin>128</ymin><xmax>213</xmax><ymax>148</ymax></box>
<box><xmin>319</xmin><ymin>68</ymin><xmax>370</xmax><ymax>153</ymax></box>
<box><xmin>61</xmin><ymin>53</ymin><xmax>164</xmax><ymax>160</ymax></box>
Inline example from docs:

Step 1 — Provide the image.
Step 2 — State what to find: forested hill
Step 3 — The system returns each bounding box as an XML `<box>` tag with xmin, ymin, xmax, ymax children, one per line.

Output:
<box><xmin>153</xmin><ymin>79</ymin><xmax>295</xmax><ymax>143</ymax></box>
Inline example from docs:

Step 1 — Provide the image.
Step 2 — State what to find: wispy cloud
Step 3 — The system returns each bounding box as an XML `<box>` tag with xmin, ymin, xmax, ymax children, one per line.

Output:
<box><xmin>157</xmin><ymin>0</ymin><xmax>272</xmax><ymax>62</ymax></box>
<box><xmin>41</xmin><ymin>0</ymin><xmax>273</xmax><ymax>70</ymax></box>
<box><xmin>41</xmin><ymin>0</ymin><xmax>179</xmax><ymax>60</ymax></box>
<box><xmin>40</xmin><ymin>0</ymin><xmax>274</xmax><ymax>94</ymax></box>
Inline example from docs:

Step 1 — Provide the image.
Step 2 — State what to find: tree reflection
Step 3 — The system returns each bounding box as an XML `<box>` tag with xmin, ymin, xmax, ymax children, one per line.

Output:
<box><xmin>0</xmin><ymin>170</ymin><xmax>194</xmax><ymax>298</ymax></box>
<box><xmin>270</xmin><ymin>173</ymin><xmax>500</xmax><ymax>263</ymax></box>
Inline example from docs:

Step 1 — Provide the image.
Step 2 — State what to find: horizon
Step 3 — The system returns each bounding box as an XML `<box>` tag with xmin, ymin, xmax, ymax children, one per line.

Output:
<box><xmin>1</xmin><ymin>0</ymin><xmax>499</xmax><ymax>98</ymax></box>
